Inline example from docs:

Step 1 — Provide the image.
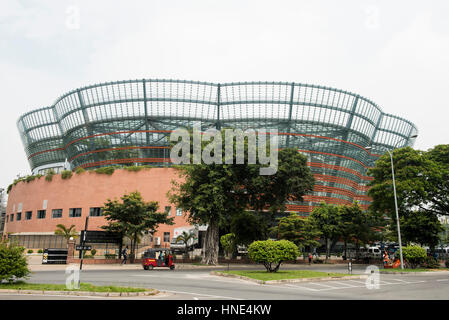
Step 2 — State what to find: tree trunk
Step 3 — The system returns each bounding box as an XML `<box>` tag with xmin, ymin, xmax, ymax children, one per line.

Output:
<box><xmin>202</xmin><ymin>218</ymin><xmax>219</xmax><ymax>265</ymax></box>
<box><xmin>130</xmin><ymin>235</ymin><xmax>137</xmax><ymax>263</ymax></box>
<box><xmin>325</xmin><ymin>237</ymin><xmax>329</xmax><ymax>260</ymax></box>
<box><xmin>344</xmin><ymin>240</ymin><xmax>347</xmax><ymax>260</ymax></box>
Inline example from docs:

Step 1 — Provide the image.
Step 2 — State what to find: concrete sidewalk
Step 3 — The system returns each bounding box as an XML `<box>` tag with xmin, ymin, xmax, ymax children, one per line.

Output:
<box><xmin>28</xmin><ymin>263</ymin><xmax>227</xmax><ymax>271</ymax></box>
<box><xmin>27</xmin><ymin>255</ymin><xmax>226</xmax><ymax>271</ymax></box>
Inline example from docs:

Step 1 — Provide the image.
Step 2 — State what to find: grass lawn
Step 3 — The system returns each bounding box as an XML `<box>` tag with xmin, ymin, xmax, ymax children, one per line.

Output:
<box><xmin>380</xmin><ymin>268</ymin><xmax>449</xmax><ymax>273</ymax></box>
<box><xmin>0</xmin><ymin>281</ymin><xmax>148</xmax><ymax>292</ymax></box>
<box><xmin>220</xmin><ymin>270</ymin><xmax>350</xmax><ymax>281</ymax></box>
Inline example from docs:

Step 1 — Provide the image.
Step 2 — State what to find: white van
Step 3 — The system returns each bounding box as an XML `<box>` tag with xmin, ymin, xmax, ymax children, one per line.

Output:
<box><xmin>343</xmin><ymin>246</ymin><xmax>381</xmax><ymax>260</ymax></box>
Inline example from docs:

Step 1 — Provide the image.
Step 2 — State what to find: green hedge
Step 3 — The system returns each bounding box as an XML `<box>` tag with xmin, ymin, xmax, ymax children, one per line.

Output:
<box><xmin>402</xmin><ymin>245</ymin><xmax>427</xmax><ymax>268</ymax></box>
<box><xmin>61</xmin><ymin>170</ymin><xmax>73</xmax><ymax>180</ymax></box>
<box><xmin>0</xmin><ymin>242</ymin><xmax>30</xmax><ymax>283</ymax></box>
<box><xmin>94</xmin><ymin>167</ymin><xmax>115</xmax><ymax>175</ymax></box>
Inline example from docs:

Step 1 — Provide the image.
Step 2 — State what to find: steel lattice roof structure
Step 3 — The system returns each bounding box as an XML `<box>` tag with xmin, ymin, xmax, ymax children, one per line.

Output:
<box><xmin>17</xmin><ymin>79</ymin><xmax>418</xmax><ymax>213</ymax></box>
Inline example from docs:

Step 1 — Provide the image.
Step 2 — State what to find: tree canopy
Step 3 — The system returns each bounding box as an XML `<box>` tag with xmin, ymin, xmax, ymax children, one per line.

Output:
<box><xmin>368</xmin><ymin>145</ymin><xmax>449</xmax><ymax>219</ymax></box>
<box><xmin>168</xmin><ymin>129</ymin><xmax>315</xmax><ymax>265</ymax></box>
<box><xmin>400</xmin><ymin>210</ymin><xmax>444</xmax><ymax>248</ymax></box>
<box><xmin>273</xmin><ymin>214</ymin><xmax>321</xmax><ymax>252</ymax></box>
<box><xmin>101</xmin><ymin>191</ymin><xmax>174</xmax><ymax>262</ymax></box>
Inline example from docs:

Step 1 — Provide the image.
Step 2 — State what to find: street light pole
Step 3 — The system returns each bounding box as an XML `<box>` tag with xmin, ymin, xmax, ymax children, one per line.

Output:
<box><xmin>366</xmin><ymin>134</ymin><xmax>417</xmax><ymax>270</ymax></box>
<box><xmin>386</xmin><ymin>149</ymin><xmax>404</xmax><ymax>269</ymax></box>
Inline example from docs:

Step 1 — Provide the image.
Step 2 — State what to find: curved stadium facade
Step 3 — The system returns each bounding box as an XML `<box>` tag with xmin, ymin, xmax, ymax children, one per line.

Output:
<box><xmin>5</xmin><ymin>79</ymin><xmax>418</xmax><ymax>247</ymax></box>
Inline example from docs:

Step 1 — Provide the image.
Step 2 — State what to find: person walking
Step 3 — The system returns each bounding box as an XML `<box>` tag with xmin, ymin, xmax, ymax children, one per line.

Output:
<box><xmin>121</xmin><ymin>246</ymin><xmax>129</xmax><ymax>265</ymax></box>
<box><xmin>308</xmin><ymin>252</ymin><xmax>313</xmax><ymax>265</ymax></box>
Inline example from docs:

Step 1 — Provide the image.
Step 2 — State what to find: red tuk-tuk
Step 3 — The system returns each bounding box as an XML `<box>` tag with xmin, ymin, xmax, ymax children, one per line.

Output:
<box><xmin>142</xmin><ymin>248</ymin><xmax>175</xmax><ymax>270</ymax></box>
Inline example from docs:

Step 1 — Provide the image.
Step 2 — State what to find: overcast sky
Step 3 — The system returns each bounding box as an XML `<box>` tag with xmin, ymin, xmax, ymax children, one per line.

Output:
<box><xmin>1</xmin><ymin>0</ymin><xmax>448</xmax><ymax>189</ymax></box>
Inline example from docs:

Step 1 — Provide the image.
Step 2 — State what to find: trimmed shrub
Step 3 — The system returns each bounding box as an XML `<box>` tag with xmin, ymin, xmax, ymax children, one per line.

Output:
<box><xmin>248</xmin><ymin>240</ymin><xmax>299</xmax><ymax>272</ymax></box>
<box><xmin>220</xmin><ymin>233</ymin><xmax>236</xmax><ymax>258</ymax></box>
<box><xmin>37</xmin><ymin>249</ymin><xmax>43</xmax><ymax>254</ymax></box>
<box><xmin>61</xmin><ymin>170</ymin><xmax>73</xmax><ymax>180</ymax></box>
<box><xmin>75</xmin><ymin>167</ymin><xmax>86</xmax><ymax>174</ymax></box>
<box><xmin>423</xmin><ymin>256</ymin><xmax>440</xmax><ymax>269</ymax></box>
<box><xmin>27</xmin><ymin>249</ymin><xmax>33</xmax><ymax>254</ymax></box>
<box><xmin>45</xmin><ymin>169</ymin><xmax>56</xmax><ymax>182</ymax></box>
<box><xmin>25</xmin><ymin>175</ymin><xmax>36</xmax><ymax>183</ymax></box>
<box><xmin>95</xmin><ymin>167</ymin><xmax>115</xmax><ymax>175</ymax></box>
<box><xmin>124</xmin><ymin>166</ymin><xmax>143</xmax><ymax>172</ymax></box>
<box><xmin>0</xmin><ymin>241</ymin><xmax>31</xmax><ymax>283</ymax></box>
<box><xmin>91</xmin><ymin>249</ymin><xmax>97</xmax><ymax>256</ymax></box>
<box><xmin>402</xmin><ymin>245</ymin><xmax>427</xmax><ymax>269</ymax></box>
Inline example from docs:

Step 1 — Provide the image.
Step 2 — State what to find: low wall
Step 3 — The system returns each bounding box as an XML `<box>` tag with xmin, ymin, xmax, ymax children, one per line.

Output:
<box><xmin>67</xmin><ymin>258</ymin><xmax>143</xmax><ymax>264</ymax></box>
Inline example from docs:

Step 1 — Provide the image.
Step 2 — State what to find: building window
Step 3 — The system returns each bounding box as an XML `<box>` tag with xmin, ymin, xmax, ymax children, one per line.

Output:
<box><xmin>16</xmin><ymin>212</ymin><xmax>22</xmax><ymax>221</ymax></box>
<box><xmin>89</xmin><ymin>207</ymin><xmax>102</xmax><ymax>217</ymax></box>
<box><xmin>10</xmin><ymin>214</ymin><xmax>13</xmax><ymax>222</ymax></box>
<box><xmin>52</xmin><ymin>209</ymin><xmax>63</xmax><ymax>218</ymax></box>
<box><xmin>25</xmin><ymin>211</ymin><xmax>32</xmax><ymax>220</ymax></box>
<box><xmin>37</xmin><ymin>210</ymin><xmax>46</xmax><ymax>219</ymax></box>
<box><xmin>6</xmin><ymin>215</ymin><xmax>8</xmax><ymax>223</ymax></box>
<box><xmin>176</xmin><ymin>208</ymin><xmax>183</xmax><ymax>216</ymax></box>
<box><xmin>69</xmin><ymin>208</ymin><xmax>82</xmax><ymax>217</ymax></box>
<box><xmin>163</xmin><ymin>232</ymin><xmax>170</xmax><ymax>243</ymax></box>
<box><xmin>165</xmin><ymin>206</ymin><xmax>171</xmax><ymax>216</ymax></box>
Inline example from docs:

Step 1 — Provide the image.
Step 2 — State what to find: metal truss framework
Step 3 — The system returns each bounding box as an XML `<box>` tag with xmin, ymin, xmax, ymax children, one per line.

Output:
<box><xmin>17</xmin><ymin>79</ymin><xmax>418</xmax><ymax>213</ymax></box>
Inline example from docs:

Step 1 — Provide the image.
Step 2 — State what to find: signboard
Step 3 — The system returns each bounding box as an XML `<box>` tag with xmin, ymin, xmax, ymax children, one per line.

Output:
<box><xmin>76</xmin><ymin>245</ymin><xmax>92</xmax><ymax>251</ymax></box>
<box><xmin>42</xmin><ymin>248</ymin><xmax>68</xmax><ymax>264</ymax></box>
<box><xmin>80</xmin><ymin>230</ymin><xmax>122</xmax><ymax>244</ymax></box>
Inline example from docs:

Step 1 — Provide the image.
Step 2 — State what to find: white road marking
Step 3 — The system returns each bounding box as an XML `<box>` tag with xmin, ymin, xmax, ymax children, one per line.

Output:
<box><xmin>378</xmin><ymin>280</ymin><xmax>396</xmax><ymax>285</ymax></box>
<box><xmin>283</xmin><ymin>284</ymin><xmax>320</xmax><ymax>291</ymax></box>
<box><xmin>390</xmin><ymin>278</ymin><xmax>412</xmax><ymax>283</ymax></box>
<box><xmin>331</xmin><ymin>281</ymin><xmax>359</xmax><ymax>288</ymax></box>
<box><xmin>0</xmin><ymin>293</ymin><xmax>107</xmax><ymax>299</ymax></box>
<box><xmin>160</xmin><ymin>289</ymin><xmax>243</xmax><ymax>300</ymax></box>
<box><xmin>436</xmin><ymin>279</ymin><xmax>449</xmax><ymax>282</ymax></box>
<box><xmin>306</xmin><ymin>282</ymin><xmax>341</xmax><ymax>289</ymax></box>
<box><xmin>347</xmin><ymin>280</ymin><xmax>367</xmax><ymax>285</ymax></box>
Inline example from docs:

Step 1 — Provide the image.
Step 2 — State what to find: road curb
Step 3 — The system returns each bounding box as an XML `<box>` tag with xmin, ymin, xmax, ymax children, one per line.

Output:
<box><xmin>379</xmin><ymin>270</ymin><xmax>449</xmax><ymax>276</ymax></box>
<box><xmin>0</xmin><ymin>288</ymin><xmax>159</xmax><ymax>297</ymax></box>
<box><xmin>211</xmin><ymin>271</ymin><xmax>367</xmax><ymax>284</ymax></box>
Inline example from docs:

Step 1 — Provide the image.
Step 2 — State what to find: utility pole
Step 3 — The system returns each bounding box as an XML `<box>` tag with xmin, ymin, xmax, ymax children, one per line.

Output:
<box><xmin>79</xmin><ymin>216</ymin><xmax>89</xmax><ymax>270</ymax></box>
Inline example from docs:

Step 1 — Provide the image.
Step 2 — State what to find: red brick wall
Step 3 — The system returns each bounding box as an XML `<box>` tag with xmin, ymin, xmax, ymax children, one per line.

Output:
<box><xmin>5</xmin><ymin>168</ymin><xmax>191</xmax><ymax>241</ymax></box>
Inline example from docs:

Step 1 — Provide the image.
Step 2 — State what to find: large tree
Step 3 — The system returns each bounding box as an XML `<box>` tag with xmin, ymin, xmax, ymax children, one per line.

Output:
<box><xmin>368</xmin><ymin>146</ymin><xmax>449</xmax><ymax>220</ymax></box>
<box><xmin>230</xmin><ymin>211</ymin><xmax>272</xmax><ymax>247</ymax></box>
<box><xmin>309</xmin><ymin>202</ymin><xmax>340</xmax><ymax>260</ymax></box>
<box><xmin>273</xmin><ymin>213</ymin><xmax>321</xmax><ymax>253</ymax></box>
<box><xmin>101</xmin><ymin>191</ymin><xmax>174</xmax><ymax>262</ymax></box>
<box><xmin>338</xmin><ymin>202</ymin><xmax>382</xmax><ymax>258</ymax></box>
<box><xmin>400</xmin><ymin>210</ymin><xmax>444</xmax><ymax>249</ymax></box>
<box><xmin>168</xmin><ymin>130</ymin><xmax>315</xmax><ymax>265</ymax></box>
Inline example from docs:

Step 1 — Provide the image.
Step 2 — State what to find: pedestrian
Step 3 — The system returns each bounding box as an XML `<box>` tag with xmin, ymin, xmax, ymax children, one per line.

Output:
<box><xmin>121</xmin><ymin>246</ymin><xmax>129</xmax><ymax>265</ymax></box>
<box><xmin>308</xmin><ymin>252</ymin><xmax>312</xmax><ymax>265</ymax></box>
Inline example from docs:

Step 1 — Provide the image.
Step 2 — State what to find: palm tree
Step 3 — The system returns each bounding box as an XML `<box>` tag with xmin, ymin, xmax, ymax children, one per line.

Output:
<box><xmin>175</xmin><ymin>231</ymin><xmax>195</xmax><ymax>257</ymax></box>
<box><xmin>54</xmin><ymin>224</ymin><xmax>78</xmax><ymax>240</ymax></box>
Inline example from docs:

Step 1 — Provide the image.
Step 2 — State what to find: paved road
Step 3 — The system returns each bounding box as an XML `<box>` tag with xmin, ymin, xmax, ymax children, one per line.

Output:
<box><xmin>4</xmin><ymin>264</ymin><xmax>447</xmax><ymax>300</ymax></box>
